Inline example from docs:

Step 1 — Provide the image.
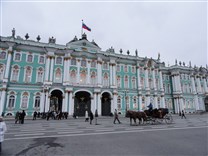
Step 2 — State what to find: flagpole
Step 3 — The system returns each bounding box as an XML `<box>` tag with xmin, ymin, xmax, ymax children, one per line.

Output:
<box><xmin>81</xmin><ymin>19</ymin><xmax>83</xmax><ymax>36</ymax></box>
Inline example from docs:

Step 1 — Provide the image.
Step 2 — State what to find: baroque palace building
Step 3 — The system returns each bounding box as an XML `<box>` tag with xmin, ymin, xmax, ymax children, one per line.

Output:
<box><xmin>0</xmin><ymin>29</ymin><xmax>208</xmax><ymax>117</ymax></box>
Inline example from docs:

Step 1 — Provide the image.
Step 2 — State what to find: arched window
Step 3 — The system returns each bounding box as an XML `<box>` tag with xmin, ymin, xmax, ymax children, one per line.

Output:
<box><xmin>132</xmin><ymin>77</ymin><xmax>136</xmax><ymax>89</ymax></box>
<box><xmin>56</xmin><ymin>56</ymin><xmax>62</xmax><ymax>64</ymax></box>
<box><xmin>0</xmin><ymin>51</ymin><xmax>6</xmax><ymax>59</ymax></box>
<box><xmin>80</xmin><ymin>70</ymin><xmax>86</xmax><ymax>84</ymax></box>
<box><xmin>34</xmin><ymin>93</ymin><xmax>40</xmax><ymax>108</ymax></box>
<box><xmin>25</xmin><ymin>66</ymin><xmax>32</xmax><ymax>83</ymax></box>
<box><xmin>71</xmin><ymin>58</ymin><xmax>76</xmax><ymax>65</ymax></box>
<box><xmin>103</xmin><ymin>73</ymin><xmax>109</xmax><ymax>87</ymax></box>
<box><xmin>39</xmin><ymin>56</ymin><xmax>44</xmax><ymax>64</ymax></box>
<box><xmin>81</xmin><ymin>59</ymin><xmax>86</xmax><ymax>67</ymax></box>
<box><xmin>70</xmin><ymin>70</ymin><xmax>76</xmax><ymax>83</ymax></box>
<box><xmin>124</xmin><ymin>76</ymin><xmax>128</xmax><ymax>88</ymax></box>
<box><xmin>124</xmin><ymin>65</ymin><xmax>128</xmax><ymax>72</ymax></box>
<box><xmin>90</xmin><ymin>71</ymin><xmax>96</xmax><ymax>85</ymax></box>
<box><xmin>27</xmin><ymin>54</ymin><xmax>33</xmax><ymax>62</ymax></box>
<box><xmin>14</xmin><ymin>53</ymin><xmax>21</xmax><ymax>61</ymax></box>
<box><xmin>21</xmin><ymin>92</ymin><xmax>29</xmax><ymax>108</ymax></box>
<box><xmin>91</xmin><ymin>61</ymin><xmax>96</xmax><ymax>68</ymax></box>
<box><xmin>55</xmin><ymin>68</ymin><xmax>62</xmax><ymax>83</ymax></box>
<box><xmin>140</xmin><ymin>77</ymin><xmax>144</xmax><ymax>89</ymax></box>
<box><xmin>142</xmin><ymin>96</ymin><xmax>145</xmax><ymax>110</ymax></box>
<box><xmin>0</xmin><ymin>64</ymin><xmax>4</xmax><ymax>81</ymax></box>
<box><xmin>117</xmin><ymin>96</ymin><xmax>121</xmax><ymax>110</ymax></box>
<box><xmin>11</xmin><ymin>65</ymin><xmax>19</xmax><ymax>81</ymax></box>
<box><xmin>8</xmin><ymin>93</ymin><xmax>15</xmax><ymax>108</ymax></box>
<box><xmin>37</xmin><ymin>67</ymin><xmax>44</xmax><ymax>82</ymax></box>
<box><xmin>117</xmin><ymin>76</ymin><xmax>121</xmax><ymax>88</ymax></box>
<box><xmin>133</xmin><ymin>96</ymin><xmax>138</xmax><ymax>109</ymax></box>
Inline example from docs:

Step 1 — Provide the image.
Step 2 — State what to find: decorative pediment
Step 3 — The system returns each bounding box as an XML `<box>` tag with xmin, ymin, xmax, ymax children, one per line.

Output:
<box><xmin>66</xmin><ymin>34</ymin><xmax>101</xmax><ymax>53</ymax></box>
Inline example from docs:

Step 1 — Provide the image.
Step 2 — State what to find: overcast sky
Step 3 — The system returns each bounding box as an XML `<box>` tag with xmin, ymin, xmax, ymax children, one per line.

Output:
<box><xmin>1</xmin><ymin>0</ymin><xmax>207</xmax><ymax>67</ymax></box>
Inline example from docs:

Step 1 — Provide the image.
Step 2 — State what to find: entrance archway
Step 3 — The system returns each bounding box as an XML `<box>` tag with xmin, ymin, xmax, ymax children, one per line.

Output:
<box><xmin>205</xmin><ymin>96</ymin><xmax>208</xmax><ymax>112</ymax></box>
<box><xmin>101</xmin><ymin>92</ymin><xmax>111</xmax><ymax>116</ymax></box>
<box><xmin>50</xmin><ymin>90</ymin><xmax>63</xmax><ymax>112</ymax></box>
<box><xmin>74</xmin><ymin>91</ymin><xmax>91</xmax><ymax>116</ymax></box>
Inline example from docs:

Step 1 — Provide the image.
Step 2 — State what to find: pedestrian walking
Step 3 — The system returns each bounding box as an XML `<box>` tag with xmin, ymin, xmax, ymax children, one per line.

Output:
<box><xmin>181</xmin><ymin>110</ymin><xmax>186</xmax><ymax>119</ymax></box>
<box><xmin>113</xmin><ymin>109</ymin><xmax>121</xmax><ymax>124</ymax></box>
<box><xmin>15</xmin><ymin>111</ymin><xmax>19</xmax><ymax>124</ymax></box>
<box><xmin>89</xmin><ymin>111</ymin><xmax>94</xmax><ymax>125</ymax></box>
<box><xmin>21</xmin><ymin>110</ymin><xmax>26</xmax><ymax>124</ymax></box>
<box><xmin>0</xmin><ymin>116</ymin><xmax>7</xmax><ymax>153</ymax></box>
<box><xmin>33</xmin><ymin>111</ymin><xmax>37</xmax><ymax>120</ymax></box>
<box><xmin>95</xmin><ymin>109</ymin><xmax>98</xmax><ymax>125</ymax></box>
<box><xmin>85</xmin><ymin>110</ymin><xmax>89</xmax><ymax>122</ymax></box>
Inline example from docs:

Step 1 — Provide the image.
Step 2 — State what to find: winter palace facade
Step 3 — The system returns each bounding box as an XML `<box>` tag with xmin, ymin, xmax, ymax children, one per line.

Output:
<box><xmin>0</xmin><ymin>30</ymin><xmax>208</xmax><ymax>117</ymax></box>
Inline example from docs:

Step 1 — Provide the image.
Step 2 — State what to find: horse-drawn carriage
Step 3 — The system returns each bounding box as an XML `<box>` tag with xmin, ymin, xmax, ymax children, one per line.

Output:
<box><xmin>126</xmin><ymin>108</ymin><xmax>173</xmax><ymax>125</ymax></box>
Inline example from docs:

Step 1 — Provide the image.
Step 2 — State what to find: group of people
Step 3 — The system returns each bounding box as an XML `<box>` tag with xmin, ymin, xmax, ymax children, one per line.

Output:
<box><xmin>15</xmin><ymin>110</ymin><xmax>26</xmax><ymax>124</ymax></box>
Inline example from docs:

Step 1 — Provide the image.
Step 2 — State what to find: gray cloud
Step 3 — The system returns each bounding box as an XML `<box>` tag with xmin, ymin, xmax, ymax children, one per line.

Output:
<box><xmin>1</xmin><ymin>1</ymin><xmax>207</xmax><ymax>67</ymax></box>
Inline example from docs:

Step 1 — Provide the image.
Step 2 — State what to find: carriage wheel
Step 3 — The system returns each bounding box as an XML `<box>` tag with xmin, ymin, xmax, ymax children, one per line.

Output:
<box><xmin>164</xmin><ymin>114</ymin><xmax>173</xmax><ymax>124</ymax></box>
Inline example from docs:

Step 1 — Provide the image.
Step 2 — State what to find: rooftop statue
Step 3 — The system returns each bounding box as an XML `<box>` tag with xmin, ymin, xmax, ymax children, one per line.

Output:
<box><xmin>12</xmin><ymin>28</ymin><xmax>15</xmax><ymax>38</ymax></box>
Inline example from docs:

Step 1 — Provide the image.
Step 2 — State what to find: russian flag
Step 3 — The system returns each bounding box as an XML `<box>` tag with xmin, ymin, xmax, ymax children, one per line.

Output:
<box><xmin>82</xmin><ymin>23</ymin><xmax>91</xmax><ymax>32</ymax></box>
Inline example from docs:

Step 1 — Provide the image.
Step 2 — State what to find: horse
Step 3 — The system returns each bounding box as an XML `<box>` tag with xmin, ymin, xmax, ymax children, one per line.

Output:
<box><xmin>126</xmin><ymin>110</ymin><xmax>147</xmax><ymax>125</ymax></box>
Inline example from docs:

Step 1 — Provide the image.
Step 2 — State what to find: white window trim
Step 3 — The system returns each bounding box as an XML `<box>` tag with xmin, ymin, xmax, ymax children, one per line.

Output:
<box><xmin>11</xmin><ymin>65</ymin><xmax>20</xmax><ymax>82</ymax></box>
<box><xmin>6</xmin><ymin>92</ymin><xmax>17</xmax><ymax>109</ymax></box>
<box><xmin>38</xmin><ymin>55</ymin><xmax>45</xmax><ymax>64</ymax></box>
<box><xmin>36</xmin><ymin>67</ymin><xmax>44</xmax><ymax>83</ymax></box>
<box><xmin>20</xmin><ymin>92</ymin><xmax>30</xmax><ymax>109</ymax></box>
<box><xmin>55</xmin><ymin>56</ymin><xmax>63</xmax><ymax>65</ymax></box>
<box><xmin>54</xmin><ymin>67</ymin><xmax>63</xmax><ymax>83</ymax></box>
<box><xmin>14</xmin><ymin>52</ymin><xmax>22</xmax><ymax>62</ymax></box>
<box><xmin>26</xmin><ymin>53</ymin><xmax>34</xmax><ymax>63</ymax></box>
<box><xmin>0</xmin><ymin>51</ymin><xmax>7</xmax><ymax>60</ymax></box>
<box><xmin>33</xmin><ymin>92</ymin><xmax>41</xmax><ymax>108</ymax></box>
<box><xmin>24</xmin><ymin>66</ymin><xmax>33</xmax><ymax>83</ymax></box>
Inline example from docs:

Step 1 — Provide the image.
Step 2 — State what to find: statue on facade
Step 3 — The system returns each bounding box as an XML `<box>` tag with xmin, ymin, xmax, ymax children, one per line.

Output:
<box><xmin>189</xmin><ymin>61</ymin><xmax>192</xmax><ymax>67</ymax></box>
<box><xmin>127</xmin><ymin>50</ymin><xmax>130</xmax><ymax>55</ymax></box>
<box><xmin>175</xmin><ymin>59</ymin><xmax>177</xmax><ymax>65</ymax></box>
<box><xmin>119</xmin><ymin>49</ymin><xmax>123</xmax><ymax>54</ymax></box>
<box><xmin>37</xmin><ymin>35</ymin><xmax>41</xmax><ymax>42</ymax></box>
<box><xmin>135</xmin><ymin>49</ymin><xmax>138</xmax><ymax>56</ymax></box>
<box><xmin>158</xmin><ymin>52</ymin><xmax>160</xmax><ymax>60</ymax></box>
<box><xmin>25</xmin><ymin>33</ymin><xmax>29</xmax><ymax>40</ymax></box>
<box><xmin>49</xmin><ymin>36</ymin><xmax>56</xmax><ymax>44</ymax></box>
<box><xmin>12</xmin><ymin>28</ymin><xmax>15</xmax><ymax>38</ymax></box>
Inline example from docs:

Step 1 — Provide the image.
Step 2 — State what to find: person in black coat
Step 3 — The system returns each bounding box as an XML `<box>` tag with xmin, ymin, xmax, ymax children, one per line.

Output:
<box><xmin>89</xmin><ymin>111</ymin><xmax>94</xmax><ymax>125</ymax></box>
<box><xmin>21</xmin><ymin>110</ymin><xmax>26</xmax><ymax>124</ymax></box>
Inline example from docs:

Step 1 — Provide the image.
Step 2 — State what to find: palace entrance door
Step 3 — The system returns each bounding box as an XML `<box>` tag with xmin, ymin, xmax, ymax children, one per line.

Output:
<box><xmin>101</xmin><ymin>92</ymin><xmax>111</xmax><ymax>116</ymax></box>
<box><xmin>74</xmin><ymin>91</ymin><xmax>91</xmax><ymax>116</ymax></box>
<box><xmin>205</xmin><ymin>96</ymin><xmax>208</xmax><ymax>112</ymax></box>
<box><xmin>50</xmin><ymin>90</ymin><xmax>63</xmax><ymax>112</ymax></box>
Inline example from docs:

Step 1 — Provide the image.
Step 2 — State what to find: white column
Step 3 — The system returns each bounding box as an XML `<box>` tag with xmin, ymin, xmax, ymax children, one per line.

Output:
<box><xmin>154</xmin><ymin>96</ymin><xmax>158</xmax><ymax>108</ymax></box>
<box><xmin>49</xmin><ymin>57</ymin><xmax>54</xmax><ymax>82</ymax></box>
<box><xmin>45</xmin><ymin>56</ymin><xmax>50</xmax><ymax>82</ymax></box>
<box><xmin>98</xmin><ymin>93</ymin><xmax>101</xmax><ymax>115</ymax></box>
<box><xmin>137</xmin><ymin>66</ymin><xmax>141</xmax><ymax>89</ymax></box>
<box><xmin>97</xmin><ymin>62</ymin><xmax>102</xmax><ymax>85</ymax></box>
<box><xmin>161</xmin><ymin>96</ymin><xmax>165</xmax><ymax>108</ymax></box>
<box><xmin>112</xmin><ymin>64</ymin><xmax>116</xmax><ymax>86</ymax></box>
<box><xmin>93</xmin><ymin>93</ymin><xmax>96</xmax><ymax>113</ymax></box>
<box><xmin>0</xmin><ymin>89</ymin><xmax>6</xmax><ymax>115</ymax></box>
<box><xmin>63</xmin><ymin>58</ymin><xmax>67</xmax><ymax>82</ymax></box>
<box><xmin>203</xmin><ymin>77</ymin><xmax>208</xmax><ymax>93</ymax></box>
<box><xmin>172</xmin><ymin>76</ymin><xmax>176</xmax><ymax>92</ymax></box>
<box><xmin>40</xmin><ymin>92</ymin><xmax>45</xmax><ymax>112</ymax></box>
<box><xmin>76</xmin><ymin>60</ymin><xmax>80</xmax><ymax>84</ymax></box>
<box><xmin>197</xmin><ymin>76</ymin><xmax>202</xmax><ymax>93</ymax></box>
<box><xmin>191</xmin><ymin>76</ymin><xmax>196</xmax><ymax>93</ymax></box>
<box><xmin>64</xmin><ymin>91</ymin><xmax>69</xmax><ymax>112</ymax></box>
<box><xmin>4</xmin><ymin>50</ymin><xmax>12</xmax><ymax>80</ymax></box>
<box><xmin>159</xmin><ymin>70</ymin><xmax>164</xmax><ymax>91</ymax></box>
<box><xmin>68</xmin><ymin>92</ymin><xmax>73</xmax><ymax>115</ymax></box>
<box><xmin>145</xmin><ymin>68</ymin><xmax>149</xmax><ymax>90</ymax></box>
<box><xmin>87</xmin><ymin>60</ymin><xmax>90</xmax><ymax>84</ymax></box>
<box><xmin>139</xmin><ymin>95</ymin><xmax>142</xmax><ymax>110</ymax></box>
<box><xmin>45</xmin><ymin>91</ymin><xmax>49</xmax><ymax>111</ymax></box>
<box><xmin>146</xmin><ymin>96</ymin><xmax>150</xmax><ymax>106</ymax></box>
<box><xmin>177</xmin><ymin>75</ymin><xmax>182</xmax><ymax>92</ymax></box>
<box><xmin>152</xmin><ymin>69</ymin><xmax>156</xmax><ymax>91</ymax></box>
<box><xmin>113</xmin><ymin>93</ymin><xmax>117</xmax><ymax>112</ymax></box>
<box><xmin>174</xmin><ymin>98</ymin><xmax>179</xmax><ymax>113</ymax></box>
<box><xmin>71</xmin><ymin>95</ymin><xmax>75</xmax><ymax>115</ymax></box>
<box><xmin>110</xmin><ymin>64</ymin><xmax>113</xmax><ymax>86</ymax></box>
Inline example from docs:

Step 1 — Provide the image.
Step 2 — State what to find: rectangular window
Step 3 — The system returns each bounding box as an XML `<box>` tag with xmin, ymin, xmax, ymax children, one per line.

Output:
<box><xmin>117</xmin><ymin>65</ymin><xmax>120</xmax><ymax>72</ymax></box>
<box><xmin>91</xmin><ymin>61</ymin><xmax>96</xmax><ymax>68</ymax></box>
<box><xmin>14</xmin><ymin>53</ymin><xmax>21</xmax><ymax>61</ymax></box>
<box><xmin>132</xmin><ymin>66</ymin><xmax>135</xmax><ymax>73</ymax></box>
<box><xmin>39</xmin><ymin>56</ymin><xmax>45</xmax><ymax>64</ymax></box>
<box><xmin>27</xmin><ymin>54</ymin><xmax>33</xmax><ymax>63</ymax></box>
<box><xmin>71</xmin><ymin>59</ymin><xmax>76</xmax><ymax>65</ymax></box>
